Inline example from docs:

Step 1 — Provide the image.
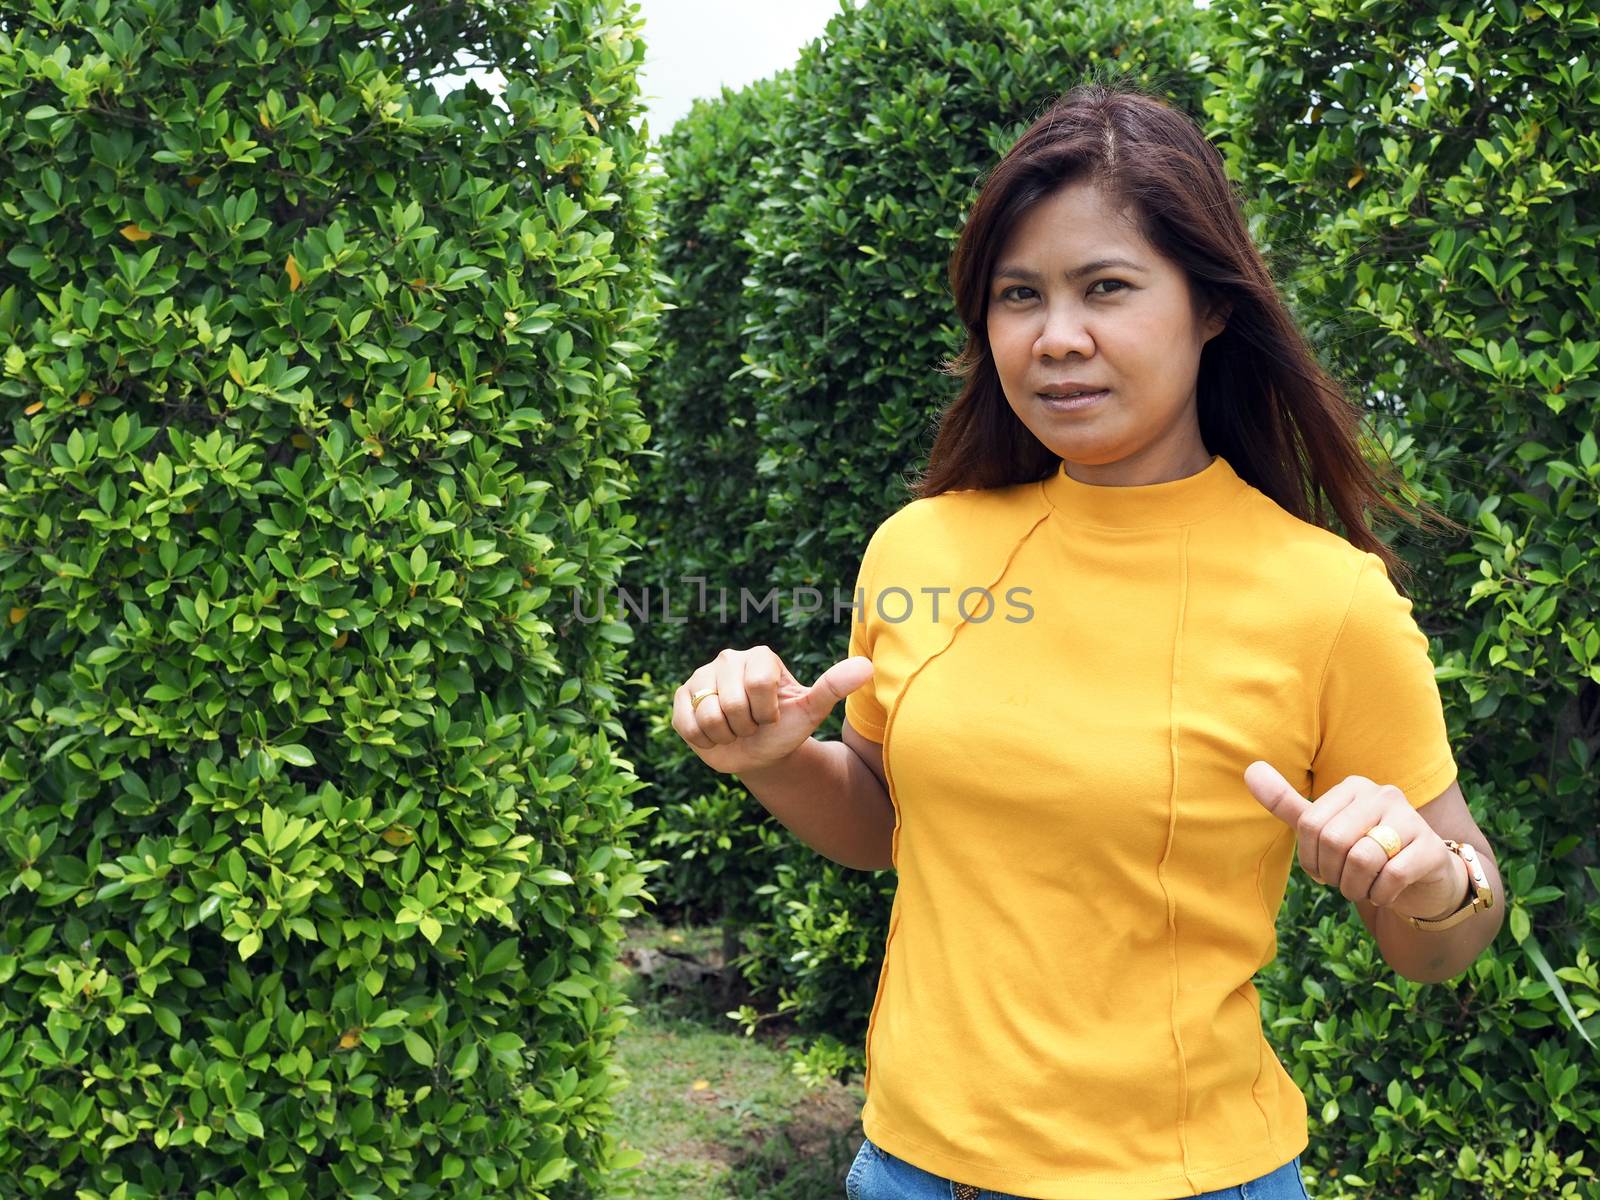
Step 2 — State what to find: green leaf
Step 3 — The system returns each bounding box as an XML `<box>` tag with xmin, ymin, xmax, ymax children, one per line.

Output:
<box><xmin>480</xmin><ymin>937</ymin><xmax>518</xmax><ymax>974</ymax></box>
<box><xmin>274</xmin><ymin>743</ymin><xmax>315</xmax><ymax>767</ymax></box>
<box><xmin>534</xmin><ymin>1157</ymin><xmax>571</xmax><ymax>1186</ymax></box>
<box><xmin>242</xmin><ymin>1017</ymin><xmax>271</xmax><ymax>1056</ymax></box>
<box><xmin>1520</xmin><ymin>933</ymin><xmax>1596</xmax><ymax>1048</ymax></box>
<box><xmin>403</xmin><ymin>1031</ymin><xmax>434</xmax><ymax>1066</ymax></box>
<box><xmin>154</xmin><ymin>1006</ymin><xmax>181</xmax><ymax>1039</ymax></box>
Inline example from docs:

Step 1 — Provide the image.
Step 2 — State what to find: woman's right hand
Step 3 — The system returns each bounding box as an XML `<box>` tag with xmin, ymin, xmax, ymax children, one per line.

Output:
<box><xmin>672</xmin><ymin>646</ymin><xmax>875</xmax><ymax>776</ymax></box>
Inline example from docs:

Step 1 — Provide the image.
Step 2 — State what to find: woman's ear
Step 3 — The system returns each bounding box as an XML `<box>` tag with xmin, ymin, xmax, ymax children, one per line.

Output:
<box><xmin>1205</xmin><ymin>298</ymin><xmax>1232</xmax><ymax>340</ymax></box>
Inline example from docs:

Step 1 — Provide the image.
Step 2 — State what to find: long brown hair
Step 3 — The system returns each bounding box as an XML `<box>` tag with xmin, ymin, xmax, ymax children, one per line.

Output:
<box><xmin>914</xmin><ymin>80</ymin><xmax>1463</xmax><ymax>594</ymax></box>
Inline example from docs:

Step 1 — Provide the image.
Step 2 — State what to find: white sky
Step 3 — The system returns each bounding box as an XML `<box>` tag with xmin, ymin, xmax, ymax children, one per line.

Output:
<box><xmin>629</xmin><ymin>0</ymin><xmax>862</xmax><ymax>137</ymax></box>
<box><xmin>433</xmin><ymin>0</ymin><xmax>861</xmax><ymax>144</ymax></box>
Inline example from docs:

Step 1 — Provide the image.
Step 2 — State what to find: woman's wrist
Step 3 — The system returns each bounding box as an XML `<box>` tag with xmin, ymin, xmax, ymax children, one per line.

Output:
<box><xmin>1418</xmin><ymin>852</ymin><xmax>1473</xmax><ymax>922</ymax></box>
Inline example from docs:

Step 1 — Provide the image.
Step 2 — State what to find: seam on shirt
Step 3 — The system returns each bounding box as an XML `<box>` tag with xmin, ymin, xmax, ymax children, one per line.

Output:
<box><xmin>1248</xmin><ymin>834</ymin><xmax>1279</xmax><ymax>1133</ymax></box>
<box><xmin>1034</xmin><ymin>473</ymin><xmax>1254</xmax><ymax>530</ymax></box>
<box><xmin>860</xmin><ymin>899</ymin><xmax>901</xmax><ymax>1097</ymax></box>
<box><xmin>1309</xmin><ymin>552</ymin><xmax>1372</xmax><ymax>778</ymax></box>
<box><xmin>862</xmin><ymin>505</ymin><xmax>1052</xmax><ymax>1101</ymax></box>
<box><xmin>846</xmin><ymin>522</ymin><xmax>890</xmax><ymax>739</ymax></box>
<box><xmin>845</xmin><ymin>710</ymin><xmax>886</xmax><ymax>742</ymax></box>
<box><xmin>1160</xmin><ymin>524</ymin><xmax>1194</xmax><ymax>1189</ymax></box>
<box><xmin>1399</xmin><ymin>754</ymin><xmax>1459</xmax><ymax>809</ymax></box>
<box><xmin>876</xmin><ymin>505</ymin><xmax>1053</xmax><ymax>869</ymax></box>
<box><xmin>1247</xmin><ymin>976</ymin><xmax>1270</xmax><ymax>1136</ymax></box>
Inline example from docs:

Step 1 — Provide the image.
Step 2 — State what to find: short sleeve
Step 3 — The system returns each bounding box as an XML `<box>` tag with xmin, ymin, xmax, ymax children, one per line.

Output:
<box><xmin>843</xmin><ymin>524</ymin><xmax>889</xmax><ymax>742</ymax></box>
<box><xmin>1309</xmin><ymin>551</ymin><xmax>1458</xmax><ymax>807</ymax></box>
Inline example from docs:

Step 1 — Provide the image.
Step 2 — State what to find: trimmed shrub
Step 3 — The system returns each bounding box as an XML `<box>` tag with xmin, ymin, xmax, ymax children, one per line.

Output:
<box><xmin>1204</xmin><ymin>1</ymin><xmax>1600</xmax><ymax>1195</ymax></box>
<box><xmin>620</xmin><ymin>75</ymin><xmax>796</xmax><ymax>931</ymax></box>
<box><xmin>640</xmin><ymin>1</ymin><xmax>1599</xmax><ymax>1195</ymax></box>
<box><xmin>0</xmin><ymin>1</ymin><xmax>660</xmax><ymax>1195</ymax></box>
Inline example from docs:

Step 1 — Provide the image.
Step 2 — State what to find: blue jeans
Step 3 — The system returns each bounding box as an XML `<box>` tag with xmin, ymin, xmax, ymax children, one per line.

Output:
<box><xmin>844</xmin><ymin>1135</ymin><xmax>1311</xmax><ymax>1200</ymax></box>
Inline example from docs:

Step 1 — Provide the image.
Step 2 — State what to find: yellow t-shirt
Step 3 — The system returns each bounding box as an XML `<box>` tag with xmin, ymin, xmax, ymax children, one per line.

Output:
<box><xmin>843</xmin><ymin>452</ymin><xmax>1457</xmax><ymax>1199</ymax></box>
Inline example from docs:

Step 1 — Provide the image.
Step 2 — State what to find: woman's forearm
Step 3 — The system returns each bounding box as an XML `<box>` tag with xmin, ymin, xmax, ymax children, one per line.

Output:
<box><xmin>737</xmin><ymin>736</ymin><xmax>896</xmax><ymax>871</ymax></box>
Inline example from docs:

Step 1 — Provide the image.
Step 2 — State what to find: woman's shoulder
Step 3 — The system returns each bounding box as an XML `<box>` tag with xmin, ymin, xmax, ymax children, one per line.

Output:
<box><xmin>1228</xmin><ymin>487</ymin><xmax>1383</xmax><ymax>601</ymax></box>
<box><xmin>869</xmin><ymin>480</ymin><xmax>1044</xmax><ymax>545</ymax></box>
<box><xmin>861</xmin><ymin>482</ymin><xmax>1045</xmax><ymax>577</ymax></box>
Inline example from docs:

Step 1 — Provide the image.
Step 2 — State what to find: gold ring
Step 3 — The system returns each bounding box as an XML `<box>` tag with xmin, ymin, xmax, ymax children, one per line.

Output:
<box><xmin>690</xmin><ymin>687</ymin><xmax>718</xmax><ymax>710</ymax></box>
<box><xmin>1363</xmin><ymin>823</ymin><xmax>1403</xmax><ymax>859</ymax></box>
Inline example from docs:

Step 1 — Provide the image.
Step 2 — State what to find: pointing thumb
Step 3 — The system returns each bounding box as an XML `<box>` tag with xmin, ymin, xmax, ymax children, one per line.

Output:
<box><xmin>803</xmin><ymin>655</ymin><xmax>875</xmax><ymax>727</ymax></box>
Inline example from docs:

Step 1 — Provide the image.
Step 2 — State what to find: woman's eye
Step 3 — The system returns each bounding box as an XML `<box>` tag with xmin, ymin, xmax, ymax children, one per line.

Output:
<box><xmin>997</xmin><ymin>280</ymin><xmax>1126</xmax><ymax>301</ymax></box>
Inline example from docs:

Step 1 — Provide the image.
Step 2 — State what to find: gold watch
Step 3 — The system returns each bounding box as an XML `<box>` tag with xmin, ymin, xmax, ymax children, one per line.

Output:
<box><xmin>1405</xmin><ymin>840</ymin><xmax>1494</xmax><ymax>931</ymax></box>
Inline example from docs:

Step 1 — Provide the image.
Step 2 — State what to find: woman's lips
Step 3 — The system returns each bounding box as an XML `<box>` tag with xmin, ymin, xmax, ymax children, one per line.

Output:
<box><xmin>1039</xmin><ymin>389</ymin><xmax>1108</xmax><ymax>411</ymax></box>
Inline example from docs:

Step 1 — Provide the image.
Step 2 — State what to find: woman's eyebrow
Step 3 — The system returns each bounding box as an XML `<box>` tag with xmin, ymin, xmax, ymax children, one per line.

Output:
<box><xmin>992</xmin><ymin>257</ymin><xmax>1148</xmax><ymax>283</ymax></box>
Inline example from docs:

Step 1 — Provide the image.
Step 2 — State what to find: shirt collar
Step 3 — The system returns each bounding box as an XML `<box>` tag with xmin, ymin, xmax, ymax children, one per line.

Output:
<box><xmin>1038</xmin><ymin>452</ymin><xmax>1247</xmax><ymax>529</ymax></box>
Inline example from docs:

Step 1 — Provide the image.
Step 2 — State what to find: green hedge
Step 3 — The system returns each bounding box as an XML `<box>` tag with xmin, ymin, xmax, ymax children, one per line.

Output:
<box><xmin>623</xmin><ymin>74</ymin><xmax>796</xmax><ymax>933</ymax></box>
<box><xmin>1204</xmin><ymin>0</ymin><xmax>1600</xmax><ymax>1195</ymax></box>
<box><xmin>0</xmin><ymin>1</ymin><xmax>660</xmax><ymax>1196</ymax></box>
<box><xmin>637</xmin><ymin>0</ymin><xmax>1599</xmax><ymax>1195</ymax></box>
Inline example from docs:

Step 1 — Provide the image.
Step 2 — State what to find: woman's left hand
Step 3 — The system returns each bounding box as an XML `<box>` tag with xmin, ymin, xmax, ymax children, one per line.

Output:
<box><xmin>1243</xmin><ymin>761</ymin><xmax>1466</xmax><ymax>921</ymax></box>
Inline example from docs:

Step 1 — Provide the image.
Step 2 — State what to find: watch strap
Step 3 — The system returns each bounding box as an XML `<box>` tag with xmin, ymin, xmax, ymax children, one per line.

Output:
<box><xmin>1406</xmin><ymin>839</ymin><xmax>1494</xmax><ymax>931</ymax></box>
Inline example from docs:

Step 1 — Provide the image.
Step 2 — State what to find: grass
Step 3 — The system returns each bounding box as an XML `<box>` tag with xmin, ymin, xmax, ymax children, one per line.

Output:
<box><xmin>602</xmin><ymin>912</ymin><xmax>867</xmax><ymax>1199</ymax></box>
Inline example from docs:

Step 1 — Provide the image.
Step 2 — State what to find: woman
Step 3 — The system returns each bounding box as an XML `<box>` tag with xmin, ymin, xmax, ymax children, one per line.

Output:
<box><xmin>671</xmin><ymin>82</ymin><xmax>1504</xmax><ymax>1200</ymax></box>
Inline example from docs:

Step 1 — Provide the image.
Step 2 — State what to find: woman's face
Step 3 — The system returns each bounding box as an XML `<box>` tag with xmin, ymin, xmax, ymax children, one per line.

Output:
<box><xmin>985</xmin><ymin>180</ymin><xmax>1228</xmax><ymax>486</ymax></box>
